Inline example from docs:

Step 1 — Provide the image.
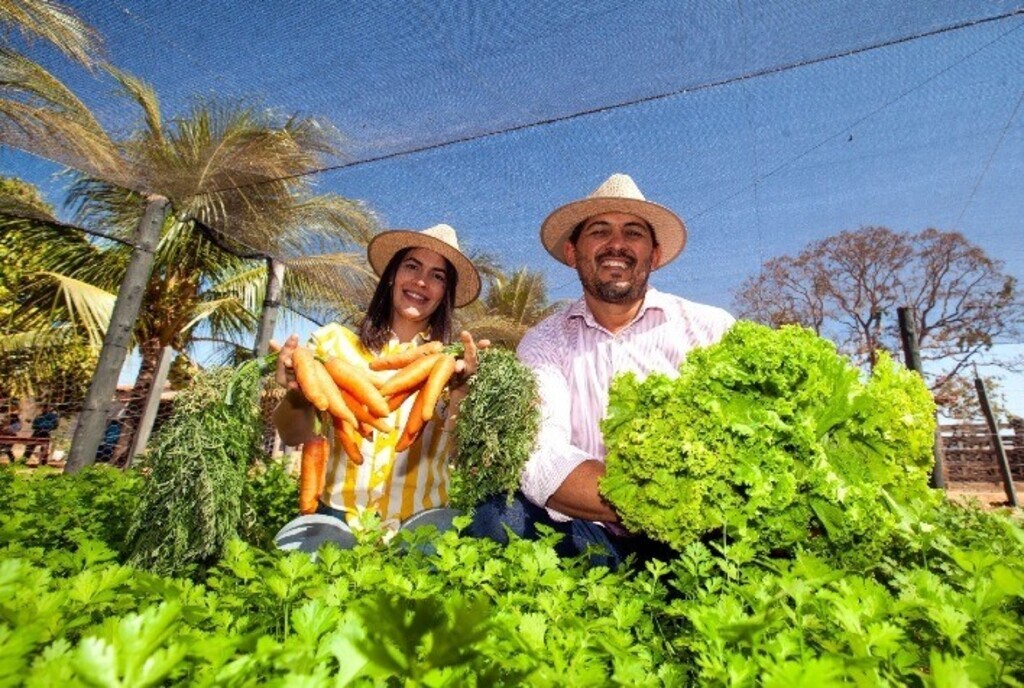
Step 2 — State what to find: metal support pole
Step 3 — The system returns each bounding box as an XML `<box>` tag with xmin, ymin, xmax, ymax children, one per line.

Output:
<box><xmin>125</xmin><ymin>344</ymin><xmax>175</xmax><ymax>467</ymax></box>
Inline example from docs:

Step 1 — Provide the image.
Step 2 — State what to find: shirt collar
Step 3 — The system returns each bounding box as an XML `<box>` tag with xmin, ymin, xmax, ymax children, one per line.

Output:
<box><xmin>384</xmin><ymin>329</ymin><xmax>432</xmax><ymax>353</ymax></box>
<box><xmin>564</xmin><ymin>287</ymin><xmax>668</xmax><ymax>330</ymax></box>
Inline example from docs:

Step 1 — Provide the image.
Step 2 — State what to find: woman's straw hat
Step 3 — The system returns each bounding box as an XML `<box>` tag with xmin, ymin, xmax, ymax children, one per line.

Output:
<box><xmin>540</xmin><ymin>173</ymin><xmax>687</xmax><ymax>269</ymax></box>
<box><xmin>367</xmin><ymin>223</ymin><xmax>481</xmax><ymax>307</ymax></box>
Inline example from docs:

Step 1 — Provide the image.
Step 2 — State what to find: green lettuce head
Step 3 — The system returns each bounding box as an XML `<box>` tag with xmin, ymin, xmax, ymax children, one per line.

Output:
<box><xmin>600</xmin><ymin>321</ymin><xmax>937</xmax><ymax>564</ymax></box>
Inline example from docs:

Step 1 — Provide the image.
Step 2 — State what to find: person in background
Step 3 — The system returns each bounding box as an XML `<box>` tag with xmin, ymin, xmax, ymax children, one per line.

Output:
<box><xmin>95</xmin><ymin>417</ymin><xmax>123</xmax><ymax>463</ymax></box>
<box><xmin>22</xmin><ymin>403</ymin><xmax>58</xmax><ymax>463</ymax></box>
<box><xmin>469</xmin><ymin>173</ymin><xmax>735</xmax><ymax>568</ymax></box>
<box><xmin>2</xmin><ymin>412</ymin><xmax>22</xmax><ymax>462</ymax></box>
<box><xmin>272</xmin><ymin>224</ymin><xmax>487</xmax><ymax>552</ymax></box>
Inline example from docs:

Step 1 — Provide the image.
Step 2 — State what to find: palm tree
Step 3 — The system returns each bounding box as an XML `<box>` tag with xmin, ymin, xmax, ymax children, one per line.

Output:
<box><xmin>3</xmin><ymin>21</ymin><xmax>377</xmax><ymax>470</ymax></box>
<box><xmin>457</xmin><ymin>267</ymin><xmax>564</xmax><ymax>349</ymax></box>
<box><xmin>1</xmin><ymin>1</ymin><xmax>163</xmax><ymax>469</ymax></box>
<box><xmin>55</xmin><ymin>73</ymin><xmax>378</xmax><ymax>468</ymax></box>
<box><xmin>0</xmin><ymin>183</ymin><xmax>109</xmax><ymax>409</ymax></box>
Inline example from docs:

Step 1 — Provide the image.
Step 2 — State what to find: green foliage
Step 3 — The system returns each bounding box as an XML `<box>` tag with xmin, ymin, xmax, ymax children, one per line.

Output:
<box><xmin>124</xmin><ymin>358</ymin><xmax>270</xmax><ymax>575</ymax></box>
<box><xmin>600</xmin><ymin>321</ymin><xmax>939</xmax><ymax>565</ymax></box>
<box><xmin>450</xmin><ymin>347</ymin><xmax>540</xmax><ymax>509</ymax></box>
<box><xmin>1</xmin><ymin>467</ymin><xmax>1023</xmax><ymax>685</ymax></box>
<box><xmin>0</xmin><ymin>465</ymin><xmax>141</xmax><ymax>555</ymax></box>
<box><xmin>239</xmin><ymin>457</ymin><xmax>299</xmax><ymax>550</ymax></box>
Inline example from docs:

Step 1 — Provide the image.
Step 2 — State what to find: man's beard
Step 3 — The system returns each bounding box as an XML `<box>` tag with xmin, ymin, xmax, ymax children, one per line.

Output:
<box><xmin>577</xmin><ymin>249</ymin><xmax>654</xmax><ymax>304</ymax></box>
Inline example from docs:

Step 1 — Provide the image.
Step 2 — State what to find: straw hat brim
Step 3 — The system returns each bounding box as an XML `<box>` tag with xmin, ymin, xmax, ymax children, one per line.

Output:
<box><xmin>540</xmin><ymin>197</ymin><xmax>687</xmax><ymax>269</ymax></box>
<box><xmin>367</xmin><ymin>230</ymin><xmax>481</xmax><ymax>307</ymax></box>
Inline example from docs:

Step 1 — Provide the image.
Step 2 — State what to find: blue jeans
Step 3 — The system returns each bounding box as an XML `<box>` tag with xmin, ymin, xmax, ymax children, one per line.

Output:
<box><xmin>468</xmin><ymin>491</ymin><xmax>674</xmax><ymax>569</ymax></box>
<box><xmin>274</xmin><ymin>504</ymin><xmax>461</xmax><ymax>556</ymax></box>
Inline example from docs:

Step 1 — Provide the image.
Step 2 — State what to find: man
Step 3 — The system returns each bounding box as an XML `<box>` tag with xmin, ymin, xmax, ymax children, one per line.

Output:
<box><xmin>470</xmin><ymin>173</ymin><xmax>735</xmax><ymax>567</ymax></box>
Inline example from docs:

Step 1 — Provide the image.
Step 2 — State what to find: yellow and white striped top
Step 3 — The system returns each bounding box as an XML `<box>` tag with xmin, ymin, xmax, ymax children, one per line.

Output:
<box><xmin>308</xmin><ymin>323</ymin><xmax>452</xmax><ymax>530</ymax></box>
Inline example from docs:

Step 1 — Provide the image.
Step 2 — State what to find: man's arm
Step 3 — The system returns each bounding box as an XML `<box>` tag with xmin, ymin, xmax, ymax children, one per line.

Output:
<box><xmin>545</xmin><ymin>459</ymin><xmax>619</xmax><ymax>522</ymax></box>
<box><xmin>517</xmin><ymin>320</ymin><xmax>616</xmax><ymax>523</ymax></box>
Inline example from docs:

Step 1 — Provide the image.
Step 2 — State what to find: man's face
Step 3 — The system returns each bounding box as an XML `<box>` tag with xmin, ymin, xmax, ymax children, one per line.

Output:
<box><xmin>564</xmin><ymin>211</ymin><xmax>660</xmax><ymax>304</ymax></box>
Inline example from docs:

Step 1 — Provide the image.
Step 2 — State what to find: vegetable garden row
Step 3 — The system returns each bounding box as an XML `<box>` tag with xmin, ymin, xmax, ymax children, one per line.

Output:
<box><xmin>1</xmin><ymin>323</ymin><xmax>1023</xmax><ymax>686</ymax></box>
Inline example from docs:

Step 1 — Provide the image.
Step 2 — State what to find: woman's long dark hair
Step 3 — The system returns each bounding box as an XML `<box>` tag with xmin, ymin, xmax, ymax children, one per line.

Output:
<box><xmin>358</xmin><ymin>247</ymin><xmax>459</xmax><ymax>353</ymax></box>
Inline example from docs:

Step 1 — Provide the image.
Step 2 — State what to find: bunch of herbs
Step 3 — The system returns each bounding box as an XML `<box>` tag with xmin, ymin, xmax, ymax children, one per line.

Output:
<box><xmin>450</xmin><ymin>347</ymin><xmax>539</xmax><ymax>509</ymax></box>
<box><xmin>124</xmin><ymin>357</ymin><xmax>270</xmax><ymax>575</ymax></box>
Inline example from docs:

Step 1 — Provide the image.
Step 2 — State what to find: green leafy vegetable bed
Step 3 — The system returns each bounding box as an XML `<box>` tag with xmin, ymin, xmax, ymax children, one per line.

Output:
<box><xmin>2</xmin><ymin>328</ymin><xmax>1022</xmax><ymax>686</ymax></box>
<box><xmin>2</xmin><ymin>465</ymin><xmax>1023</xmax><ymax>686</ymax></box>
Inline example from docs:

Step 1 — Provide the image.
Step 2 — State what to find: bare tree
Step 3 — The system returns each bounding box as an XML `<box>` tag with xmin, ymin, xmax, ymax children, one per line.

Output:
<box><xmin>734</xmin><ymin>226</ymin><xmax>1023</xmax><ymax>398</ymax></box>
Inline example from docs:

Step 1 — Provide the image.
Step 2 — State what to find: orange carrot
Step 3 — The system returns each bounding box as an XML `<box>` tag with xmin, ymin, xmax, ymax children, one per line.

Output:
<box><xmin>341</xmin><ymin>389</ymin><xmax>393</xmax><ymax>433</ymax></box>
<box><xmin>298</xmin><ymin>436</ymin><xmax>327</xmax><ymax>514</ymax></box>
<box><xmin>358</xmin><ymin>421</ymin><xmax>373</xmax><ymax>440</ymax></box>
<box><xmin>395</xmin><ymin>431</ymin><xmax>419</xmax><ymax>453</ymax></box>
<box><xmin>334</xmin><ymin>421</ymin><xmax>363</xmax><ymax>465</ymax></box>
<box><xmin>378</xmin><ymin>353</ymin><xmax>444</xmax><ymax>397</ymax></box>
<box><xmin>293</xmin><ymin>347</ymin><xmax>328</xmax><ymax>411</ymax></box>
<box><xmin>387</xmin><ymin>389</ymin><xmax>413</xmax><ymax>412</ymax></box>
<box><xmin>420</xmin><ymin>354</ymin><xmax>457</xmax><ymax>424</ymax></box>
<box><xmin>316</xmin><ymin>360</ymin><xmax>358</xmax><ymax>427</ymax></box>
<box><xmin>369</xmin><ymin>340</ymin><xmax>443</xmax><ymax>371</ymax></box>
<box><xmin>396</xmin><ymin>389</ymin><xmax>427</xmax><ymax>452</ymax></box>
<box><xmin>323</xmin><ymin>357</ymin><xmax>390</xmax><ymax>418</ymax></box>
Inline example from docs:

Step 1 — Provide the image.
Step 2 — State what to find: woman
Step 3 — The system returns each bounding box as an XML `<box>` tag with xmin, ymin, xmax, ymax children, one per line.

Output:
<box><xmin>272</xmin><ymin>224</ymin><xmax>486</xmax><ymax>552</ymax></box>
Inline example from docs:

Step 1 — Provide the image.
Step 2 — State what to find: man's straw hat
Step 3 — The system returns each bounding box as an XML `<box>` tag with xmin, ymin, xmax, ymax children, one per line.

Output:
<box><xmin>540</xmin><ymin>173</ymin><xmax>687</xmax><ymax>269</ymax></box>
<box><xmin>367</xmin><ymin>223</ymin><xmax>481</xmax><ymax>307</ymax></box>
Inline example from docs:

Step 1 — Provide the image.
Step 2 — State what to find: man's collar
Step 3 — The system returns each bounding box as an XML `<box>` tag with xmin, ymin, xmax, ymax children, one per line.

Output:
<box><xmin>565</xmin><ymin>287</ymin><xmax>667</xmax><ymax>328</ymax></box>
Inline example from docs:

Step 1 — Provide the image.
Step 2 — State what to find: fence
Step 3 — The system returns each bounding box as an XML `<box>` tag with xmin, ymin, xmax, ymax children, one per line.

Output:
<box><xmin>940</xmin><ymin>419</ymin><xmax>1024</xmax><ymax>484</ymax></box>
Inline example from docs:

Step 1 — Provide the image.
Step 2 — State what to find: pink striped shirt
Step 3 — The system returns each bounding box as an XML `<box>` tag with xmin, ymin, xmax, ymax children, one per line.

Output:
<box><xmin>516</xmin><ymin>288</ymin><xmax>735</xmax><ymax>521</ymax></box>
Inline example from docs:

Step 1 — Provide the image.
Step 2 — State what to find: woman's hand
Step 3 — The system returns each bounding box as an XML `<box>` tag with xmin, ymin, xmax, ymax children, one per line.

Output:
<box><xmin>444</xmin><ymin>331</ymin><xmax>488</xmax><ymax>437</ymax></box>
<box><xmin>273</xmin><ymin>335</ymin><xmax>302</xmax><ymax>392</ymax></box>
<box><xmin>271</xmin><ymin>334</ymin><xmax>317</xmax><ymax>445</ymax></box>
<box><xmin>451</xmin><ymin>330</ymin><xmax>490</xmax><ymax>390</ymax></box>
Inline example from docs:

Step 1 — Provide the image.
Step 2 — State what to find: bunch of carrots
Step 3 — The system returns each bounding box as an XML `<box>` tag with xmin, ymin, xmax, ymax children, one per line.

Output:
<box><xmin>292</xmin><ymin>341</ymin><xmax>458</xmax><ymax>514</ymax></box>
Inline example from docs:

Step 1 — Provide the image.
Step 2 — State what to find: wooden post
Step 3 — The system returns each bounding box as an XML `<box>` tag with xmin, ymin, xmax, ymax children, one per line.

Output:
<box><xmin>253</xmin><ymin>257</ymin><xmax>285</xmax><ymax>357</ymax></box>
<box><xmin>125</xmin><ymin>344</ymin><xmax>175</xmax><ymax>467</ymax></box>
<box><xmin>65</xmin><ymin>196</ymin><xmax>170</xmax><ymax>473</ymax></box>
<box><xmin>974</xmin><ymin>375</ymin><xmax>1019</xmax><ymax>507</ymax></box>
<box><xmin>898</xmin><ymin>306</ymin><xmax>945</xmax><ymax>489</ymax></box>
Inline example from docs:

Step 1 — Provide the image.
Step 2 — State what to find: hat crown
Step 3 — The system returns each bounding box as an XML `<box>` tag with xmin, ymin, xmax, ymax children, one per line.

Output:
<box><xmin>539</xmin><ymin>172</ymin><xmax>688</xmax><ymax>269</ymax></box>
<box><xmin>420</xmin><ymin>223</ymin><xmax>460</xmax><ymax>251</ymax></box>
<box><xmin>589</xmin><ymin>173</ymin><xmax>646</xmax><ymax>201</ymax></box>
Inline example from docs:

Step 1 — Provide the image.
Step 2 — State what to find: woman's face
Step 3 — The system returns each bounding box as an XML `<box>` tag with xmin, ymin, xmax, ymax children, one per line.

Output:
<box><xmin>390</xmin><ymin>247</ymin><xmax>449</xmax><ymax>327</ymax></box>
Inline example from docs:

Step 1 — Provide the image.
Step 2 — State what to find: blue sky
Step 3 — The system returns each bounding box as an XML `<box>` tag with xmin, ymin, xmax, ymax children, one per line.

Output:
<box><xmin>3</xmin><ymin>1</ymin><xmax>1023</xmax><ymax>414</ymax></box>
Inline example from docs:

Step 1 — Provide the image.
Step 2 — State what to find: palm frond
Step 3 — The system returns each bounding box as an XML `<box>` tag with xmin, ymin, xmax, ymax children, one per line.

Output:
<box><xmin>0</xmin><ymin>323</ymin><xmax>76</xmax><ymax>352</ymax></box>
<box><xmin>276</xmin><ymin>193</ymin><xmax>379</xmax><ymax>254</ymax></box>
<box><xmin>0</xmin><ymin>49</ymin><xmax>121</xmax><ymax>177</ymax></box>
<box><xmin>0</xmin><ymin>0</ymin><xmax>105</xmax><ymax>67</ymax></box>
<box><xmin>183</xmin><ymin>296</ymin><xmax>258</xmax><ymax>338</ymax></box>
<box><xmin>106</xmin><ymin>65</ymin><xmax>163</xmax><ymax>145</ymax></box>
<box><xmin>454</xmin><ymin>312</ymin><xmax>531</xmax><ymax>349</ymax></box>
<box><xmin>204</xmin><ymin>263</ymin><xmax>266</xmax><ymax>315</ymax></box>
<box><xmin>38</xmin><ymin>270</ymin><xmax>114</xmax><ymax>346</ymax></box>
<box><xmin>284</xmin><ymin>251</ymin><xmax>377</xmax><ymax>314</ymax></box>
